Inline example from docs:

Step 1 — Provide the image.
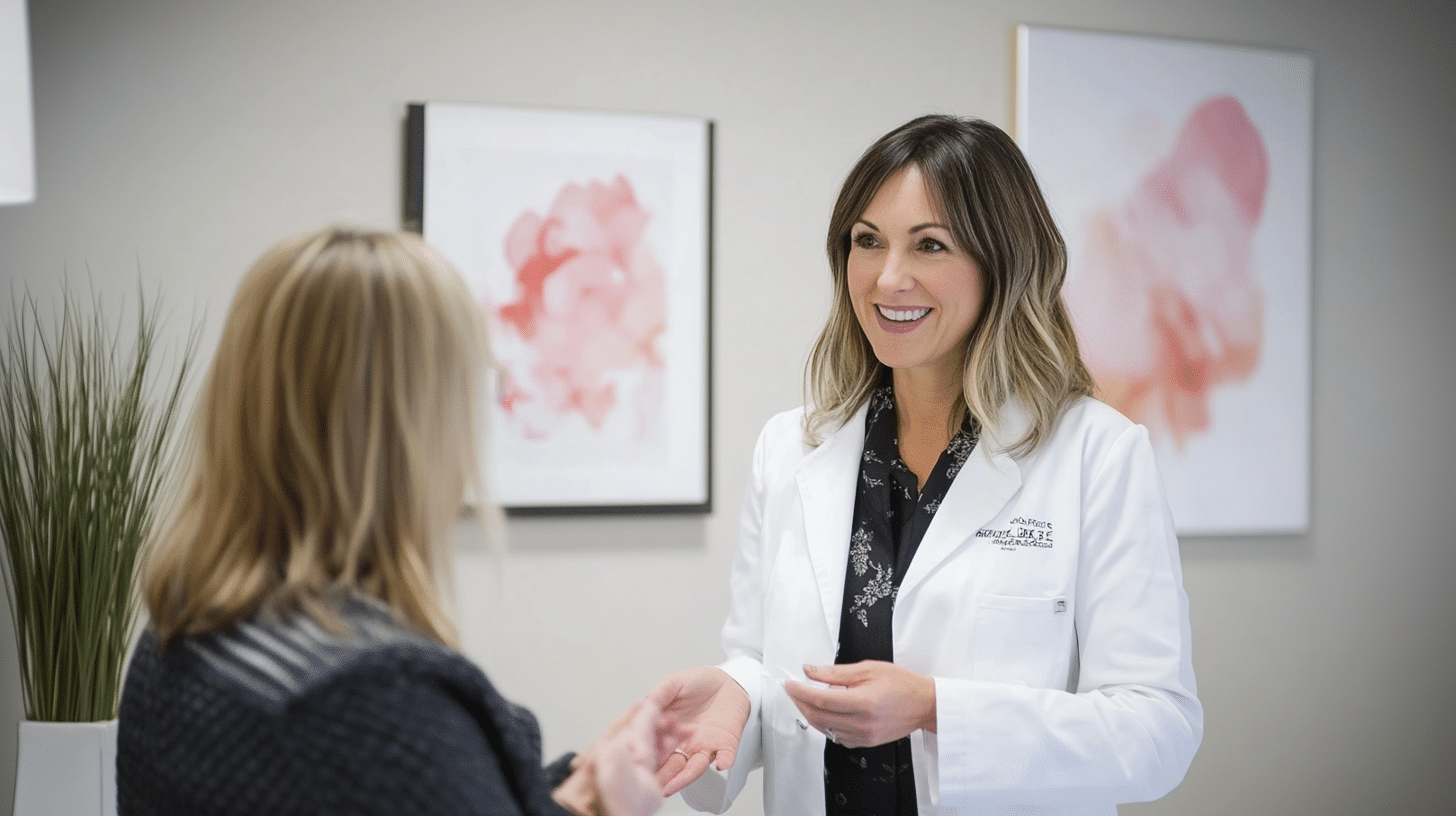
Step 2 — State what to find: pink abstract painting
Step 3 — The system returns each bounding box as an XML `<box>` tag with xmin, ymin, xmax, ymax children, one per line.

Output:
<box><xmin>416</xmin><ymin>102</ymin><xmax>710</xmax><ymax>511</ymax></box>
<box><xmin>1017</xmin><ymin>27</ymin><xmax>1313</xmax><ymax>534</ymax></box>
<box><xmin>1065</xmin><ymin>95</ymin><xmax>1268</xmax><ymax>448</ymax></box>
<box><xmin>493</xmin><ymin>175</ymin><xmax>666</xmax><ymax>442</ymax></box>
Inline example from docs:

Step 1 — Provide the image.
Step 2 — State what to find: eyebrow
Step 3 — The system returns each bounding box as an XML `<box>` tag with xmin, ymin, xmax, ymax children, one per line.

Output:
<box><xmin>855</xmin><ymin>218</ymin><xmax>951</xmax><ymax>234</ymax></box>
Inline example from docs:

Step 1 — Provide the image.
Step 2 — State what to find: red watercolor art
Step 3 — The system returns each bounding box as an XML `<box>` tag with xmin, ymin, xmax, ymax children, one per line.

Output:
<box><xmin>1066</xmin><ymin>95</ymin><xmax>1269</xmax><ymax>448</ymax></box>
<box><xmin>492</xmin><ymin>175</ymin><xmax>666</xmax><ymax>441</ymax></box>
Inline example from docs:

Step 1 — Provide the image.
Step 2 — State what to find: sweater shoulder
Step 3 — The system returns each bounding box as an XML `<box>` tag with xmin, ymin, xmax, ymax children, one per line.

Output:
<box><xmin>172</xmin><ymin>599</ymin><xmax>483</xmax><ymax>714</ymax></box>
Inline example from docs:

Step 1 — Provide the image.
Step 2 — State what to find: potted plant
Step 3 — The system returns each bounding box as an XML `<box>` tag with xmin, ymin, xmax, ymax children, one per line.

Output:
<box><xmin>0</xmin><ymin>283</ymin><xmax>193</xmax><ymax>815</ymax></box>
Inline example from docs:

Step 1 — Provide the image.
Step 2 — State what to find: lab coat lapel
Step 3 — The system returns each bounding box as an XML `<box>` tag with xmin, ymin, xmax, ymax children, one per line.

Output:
<box><xmin>897</xmin><ymin>400</ymin><xmax>1026</xmax><ymax>600</ymax></box>
<box><xmin>796</xmin><ymin>403</ymin><xmax>869</xmax><ymax>640</ymax></box>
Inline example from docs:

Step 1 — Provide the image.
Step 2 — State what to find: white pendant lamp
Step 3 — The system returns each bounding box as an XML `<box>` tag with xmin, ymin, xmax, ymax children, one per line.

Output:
<box><xmin>1</xmin><ymin>0</ymin><xmax>35</xmax><ymax>205</ymax></box>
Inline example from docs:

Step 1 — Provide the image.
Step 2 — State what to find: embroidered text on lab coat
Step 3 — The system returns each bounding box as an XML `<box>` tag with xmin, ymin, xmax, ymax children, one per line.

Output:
<box><xmin>975</xmin><ymin>516</ymin><xmax>1055</xmax><ymax>551</ymax></box>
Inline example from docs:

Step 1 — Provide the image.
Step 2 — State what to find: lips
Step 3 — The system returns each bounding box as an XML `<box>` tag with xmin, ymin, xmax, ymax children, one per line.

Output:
<box><xmin>873</xmin><ymin>304</ymin><xmax>931</xmax><ymax>334</ymax></box>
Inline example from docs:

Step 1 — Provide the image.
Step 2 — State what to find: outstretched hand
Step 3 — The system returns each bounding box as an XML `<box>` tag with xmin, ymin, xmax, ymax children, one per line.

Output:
<box><xmin>646</xmin><ymin>666</ymin><xmax>751</xmax><ymax>796</ymax></box>
<box><xmin>593</xmin><ymin>699</ymin><xmax>670</xmax><ymax>816</ymax></box>
<box><xmin>783</xmin><ymin>661</ymin><xmax>935</xmax><ymax>750</ymax></box>
<box><xmin>554</xmin><ymin>698</ymin><xmax>670</xmax><ymax>816</ymax></box>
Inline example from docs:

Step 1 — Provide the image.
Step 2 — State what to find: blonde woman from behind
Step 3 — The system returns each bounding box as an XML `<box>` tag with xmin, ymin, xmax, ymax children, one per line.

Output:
<box><xmin>119</xmin><ymin>226</ymin><xmax>665</xmax><ymax>816</ymax></box>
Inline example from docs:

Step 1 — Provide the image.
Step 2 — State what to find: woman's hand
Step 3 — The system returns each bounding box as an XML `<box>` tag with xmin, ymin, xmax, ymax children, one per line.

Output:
<box><xmin>594</xmin><ymin>699</ymin><xmax>669</xmax><ymax>816</ymax></box>
<box><xmin>554</xmin><ymin>699</ymin><xmax>668</xmax><ymax>816</ymax></box>
<box><xmin>646</xmin><ymin>666</ymin><xmax>751</xmax><ymax>796</ymax></box>
<box><xmin>783</xmin><ymin>661</ymin><xmax>936</xmax><ymax>749</ymax></box>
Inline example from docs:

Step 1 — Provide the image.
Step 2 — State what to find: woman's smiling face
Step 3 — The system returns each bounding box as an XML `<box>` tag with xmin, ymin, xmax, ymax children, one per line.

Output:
<box><xmin>846</xmin><ymin>164</ymin><xmax>986</xmax><ymax>386</ymax></box>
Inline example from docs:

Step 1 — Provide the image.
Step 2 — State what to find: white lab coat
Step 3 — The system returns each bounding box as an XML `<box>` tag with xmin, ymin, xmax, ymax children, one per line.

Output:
<box><xmin>683</xmin><ymin>396</ymin><xmax>1202</xmax><ymax>816</ymax></box>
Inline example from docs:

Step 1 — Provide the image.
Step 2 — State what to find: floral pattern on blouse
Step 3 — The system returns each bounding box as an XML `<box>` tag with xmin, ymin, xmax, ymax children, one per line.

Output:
<box><xmin>824</xmin><ymin>381</ymin><xmax>979</xmax><ymax>816</ymax></box>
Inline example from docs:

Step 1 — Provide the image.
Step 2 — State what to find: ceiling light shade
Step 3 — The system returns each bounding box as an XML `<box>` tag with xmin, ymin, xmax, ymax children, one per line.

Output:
<box><xmin>1</xmin><ymin>0</ymin><xmax>35</xmax><ymax>205</ymax></box>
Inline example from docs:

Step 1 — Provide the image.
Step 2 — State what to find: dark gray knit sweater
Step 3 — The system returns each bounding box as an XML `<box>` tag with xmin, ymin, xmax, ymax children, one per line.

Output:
<box><xmin>117</xmin><ymin>598</ymin><xmax>576</xmax><ymax>815</ymax></box>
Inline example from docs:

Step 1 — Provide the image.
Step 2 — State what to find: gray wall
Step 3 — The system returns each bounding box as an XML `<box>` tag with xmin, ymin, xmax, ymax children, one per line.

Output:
<box><xmin>2</xmin><ymin>0</ymin><xmax>1453</xmax><ymax>813</ymax></box>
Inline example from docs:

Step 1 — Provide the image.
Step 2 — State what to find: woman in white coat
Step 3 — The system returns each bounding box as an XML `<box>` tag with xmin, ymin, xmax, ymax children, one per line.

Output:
<box><xmin>648</xmin><ymin>115</ymin><xmax>1202</xmax><ymax>816</ymax></box>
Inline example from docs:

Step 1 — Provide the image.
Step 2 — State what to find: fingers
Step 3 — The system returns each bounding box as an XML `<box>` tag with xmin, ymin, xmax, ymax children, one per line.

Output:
<box><xmin>781</xmin><ymin>684</ymin><xmax>859</xmax><ymax>747</ymax></box>
<box><xmin>784</xmin><ymin>679</ymin><xmax>855</xmax><ymax>717</ymax></box>
<box><xmin>595</xmin><ymin>702</ymin><xmax>668</xmax><ymax>816</ymax></box>
<box><xmin>801</xmin><ymin>663</ymin><xmax>849</xmax><ymax>684</ymax></box>
<box><xmin>712</xmin><ymin>745</ymin><xmax>737</xmax><ymax>772</ymax></box>
<box><xmin>649</xmin><ymin>666</ymin><xmax>728</xmax><ymax>702</ymax></box>
<box><xmin>629</xmin><ymin>698</ymin><xmax>662</xmax><ymax>753</ymax></box>
<box><xmin>651</xmin><ymin>728</ymin><xmax>739</xmax><ymax>794</ymax></box>
<box><xmin>645</xmin><ymin>674</ymin><xmax>687</xmax><ymax>709</ymax></box>
<box><xmin>604</xmin><ymin>699</ymin><xmax>643</xmax><ymax>740</ymax></box>
<box><xmin>654</xmin><ymin>749</ymin><xmax>686</xmax><ymax>788</ymax></box>
<box><xmin>803</xmin><ymin>661</ymin><xmax>879</xmax><ymax>686</ymax></box>
<box><xmin>584</xmin><ymin>697</ymin><xmax>649</xmax><ymax>771</ymax></box>
<box><xmin>639</xmin><ymin>665</ymin><xmax>749</xmax><ymax>798</ymax></box>
<box><xmin>785</xmin><ymin>671</ymin><xmax>891</xmax><ymax>749</ymax></box>
<box><xmin>598</xmin><ymin>753</ymin><xmax>665</xmax><ymax>816</ymax></box>
<box><xmin>660</xmin><ymin>748</ymin><xmax>715</xmax><ymax>797</ymax></box>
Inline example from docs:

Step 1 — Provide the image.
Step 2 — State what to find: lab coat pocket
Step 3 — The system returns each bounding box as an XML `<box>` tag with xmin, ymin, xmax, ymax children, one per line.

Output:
<box><xmin>970</xmin><ymin>593</ymin><xmax>1070</xmax><ymax>687</ymax></box>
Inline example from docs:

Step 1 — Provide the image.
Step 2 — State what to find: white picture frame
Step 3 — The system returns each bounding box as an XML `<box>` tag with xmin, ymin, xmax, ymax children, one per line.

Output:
<box><xmin>407</xmin><ymin>102</ymin><xmax>712</xmax><ymax>514</ymax></box>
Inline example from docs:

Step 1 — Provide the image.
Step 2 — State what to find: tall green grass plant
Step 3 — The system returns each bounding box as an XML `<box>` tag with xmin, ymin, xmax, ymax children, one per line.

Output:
<box><xmin>0</xmin><ymin>284</ymin><xmax>194</xmax><ymax>722</ymax></box>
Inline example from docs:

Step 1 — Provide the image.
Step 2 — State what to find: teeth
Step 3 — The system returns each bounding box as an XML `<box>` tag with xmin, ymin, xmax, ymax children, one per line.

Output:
<box><xmin>877</xmin><ymin>306</ymin><xmax>931</xmax><ymax>322</ymax></box>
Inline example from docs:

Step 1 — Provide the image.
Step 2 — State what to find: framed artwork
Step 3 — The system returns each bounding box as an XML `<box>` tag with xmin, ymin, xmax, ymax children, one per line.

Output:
<box><xmin>405</xmin><ymin>102</ymin><xmax>712</xmax><ymax>515</ymax></box>
<box><xmin>1016</xmin><ymin>26</ymin><xmax>1314</xmax><ymax>535</ymax></box>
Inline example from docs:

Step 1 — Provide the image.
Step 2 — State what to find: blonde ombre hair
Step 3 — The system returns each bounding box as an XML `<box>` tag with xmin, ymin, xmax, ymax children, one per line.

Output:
<box><xmin>806</xmin><ymin>115</ymin><xmax>1093</xmax><ymax>456</ymax></box>
<box><xmin>143</xmin><ymin>226</ymin><xmax>487</xmax><ymax>647</ymax></box>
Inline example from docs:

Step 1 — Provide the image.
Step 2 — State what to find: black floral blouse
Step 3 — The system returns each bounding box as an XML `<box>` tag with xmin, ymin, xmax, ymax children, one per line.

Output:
<box><xmin>824</xmin><ymin>382</ymin><xmax>979</xmax><ymax>816</ymax></box>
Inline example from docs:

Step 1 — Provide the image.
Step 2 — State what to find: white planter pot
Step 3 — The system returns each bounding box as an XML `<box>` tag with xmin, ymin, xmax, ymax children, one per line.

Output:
<box><xmin>13</xmin><ymin>720</ymin><xmax>118</xmax><ymax>816</ymax></box>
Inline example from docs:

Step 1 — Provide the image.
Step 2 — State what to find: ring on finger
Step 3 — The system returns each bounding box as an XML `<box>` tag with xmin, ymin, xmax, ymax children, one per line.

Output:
<box><xmin>673</xmin><ymin>748</ymin><xmax>691</xmax><ymax>758</ymax></box>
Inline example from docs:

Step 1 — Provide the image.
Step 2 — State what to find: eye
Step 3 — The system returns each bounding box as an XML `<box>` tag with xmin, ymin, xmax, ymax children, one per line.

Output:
<box><xmin>918</xmin><ymin>236</ymin><xmax>950</xmax><ymax>253</ymax></box>
<box><xmin>851</xmin><ymin>231</ymin><xmax>881</xmax><ymax>250</ymax></box>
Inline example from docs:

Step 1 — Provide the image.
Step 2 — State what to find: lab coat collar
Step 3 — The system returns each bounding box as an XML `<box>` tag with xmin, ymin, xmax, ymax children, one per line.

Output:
<box><xmin>794</xmin><ymin>397</ymin><xmax>1029</xmax><ymax>638</ymax></box>
<box><xmin>898</xmin><ymin>398</ymin><xmax>1027</xmax><ymax>600</ymax></box>
<box><xmin>796</xmin><ymin>401</ymin><xmax>870</xmax><ymax>642</ymax></box>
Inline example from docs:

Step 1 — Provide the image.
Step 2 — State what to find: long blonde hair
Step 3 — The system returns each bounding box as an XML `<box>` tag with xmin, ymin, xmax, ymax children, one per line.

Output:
<box><xmin>143</xmin><ymin>226</ymin><xmax>486</xmax><ymax>647</ymax></box>
<box><xmin>806</xmin><ymin>115</ymin><xmax>1093</xmax><ymax>456</ymax></box>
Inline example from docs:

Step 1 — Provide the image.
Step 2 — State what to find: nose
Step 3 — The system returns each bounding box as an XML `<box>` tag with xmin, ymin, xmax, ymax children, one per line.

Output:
<box><xmin>876</xmin><ymin>250</ymin><xmax>913</xmax><ymax>293</ymax></box>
